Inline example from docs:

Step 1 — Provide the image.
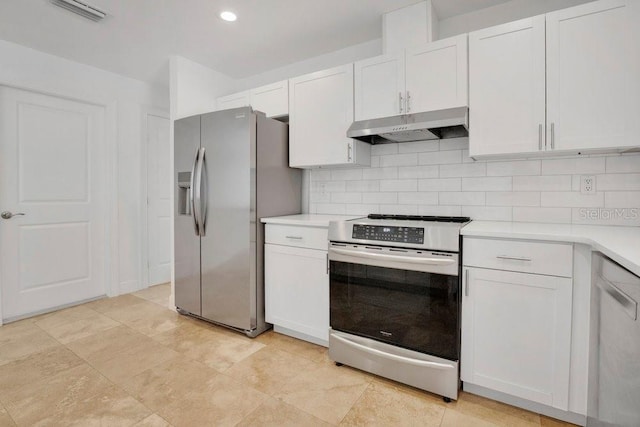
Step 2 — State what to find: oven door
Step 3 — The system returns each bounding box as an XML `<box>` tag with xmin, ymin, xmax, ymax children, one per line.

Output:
<box><xmin>329</xmin><ymin>243</ymin><xmax>460</xmax><ymax>361</ymax></box>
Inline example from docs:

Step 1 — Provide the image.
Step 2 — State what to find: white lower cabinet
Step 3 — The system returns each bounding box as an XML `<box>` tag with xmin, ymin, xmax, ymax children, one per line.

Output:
<box><xmin>462</xmin><ymin>262</ymin><xmax>573</xmax><ymax>410</ymax></box>
<box><xmin>264</xmin><ymin>237</ymin><xmax>329</xmax><ymax>346</ymax></box>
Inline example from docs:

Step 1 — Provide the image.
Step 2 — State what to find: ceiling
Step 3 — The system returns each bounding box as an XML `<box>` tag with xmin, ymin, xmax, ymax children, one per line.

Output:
<box><xmin>0</xmin><ymin>0</ymin><xmax>511</xmax><ymax>86</ymax></box>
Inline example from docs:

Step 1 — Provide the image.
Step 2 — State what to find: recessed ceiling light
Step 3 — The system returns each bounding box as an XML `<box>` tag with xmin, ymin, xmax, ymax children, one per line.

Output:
<box><xmin>220</xmin><ymin>11</ymin><xmax>237</xmax><ymax>22</ymax></box>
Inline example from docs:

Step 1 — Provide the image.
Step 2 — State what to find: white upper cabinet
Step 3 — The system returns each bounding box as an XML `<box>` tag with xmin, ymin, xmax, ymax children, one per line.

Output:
<box><xmin>469</xmin><ymin>0</ymin><xmax>640</xmax><ymax>158</ymax></box>
<box><xmin>216</xmin><ymin>80</ymin><xmax>288</xmax><ymax>118</ymax></box>
<box><xmin>354</xmin><ymin>35</ymin><xmax>468</xmax><ymax>121</ymax></box>
<box><xmin>405</xmin><ymin>35</ymin><xmax>468</xmax><ymax>114</ymax></box>
<box><xmin>546</xmin><ymin>0</ymin><xmax>639</xmax><ymax>152</ymax></box>
<box><xmin>289</xmin><ymin>64</ymin><xmax>370</xmax><ymax>168</ymax></box>
<box><xmin>216</xmin><ymin>90</ymin><xmax>251</xmax><ymax>111</ymax></box>
<box><xmin>249</xmin><ymin>80</ymin><xmax>288</xmax><ymax>118</ymax></box>
<box><xmin>469</xmin><ymin>17</ymin><xmax>546</xmax><ymax>157</ymax></box>
<box><xmin>354</xmin><ymin>53</ymin><xmax>405</xmax><ymax>120</ymax></box>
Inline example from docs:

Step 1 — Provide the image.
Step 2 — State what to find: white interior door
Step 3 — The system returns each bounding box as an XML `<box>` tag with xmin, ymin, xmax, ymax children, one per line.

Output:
<box><xmin>0</xmin><ymin>86</ymin><xmax>106</xmax><ymax>321</ymax></box>
<box><xmin>146</xmin><ymin>114</ymin><xmax>171</xmax><ymax>286</ymax></box>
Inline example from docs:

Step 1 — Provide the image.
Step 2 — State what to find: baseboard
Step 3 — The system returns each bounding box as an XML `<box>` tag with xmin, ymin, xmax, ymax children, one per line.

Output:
<box><xmin>119</xmin><ymin>280</ymin><xmax>140</xmax><ymax>294</ymax></box>
<box><xmin>2</xmin><ymin>295</ymin><xmax>105</xmax><ymax>324</ymax></box>
<box><xmin>463</xmin><ymin>383</ymin><xmax>587</xmax><ymax>426</ymax></box>
<box><xmin>273</xmin><ymin>325</ymin><xmax>328</xmax><ymax>347</ymax></box>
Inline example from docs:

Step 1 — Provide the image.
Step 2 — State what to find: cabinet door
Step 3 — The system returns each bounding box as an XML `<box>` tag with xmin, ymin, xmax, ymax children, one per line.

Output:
<box><xmin>468</xmin><ymin>17</ymin><xmax>546</xmax><ymax>157</ymax></box>
<box><xmin>250</xmin><ymin>80</ymin><xmax>288</xmax><ymax>118</ymax></box>
<box><xmin>546</xmin><ymin>0</ymin><xmax>640</xmax><ymax>152</ymax></box>
<box><xmin>461</xmin><ymin>267</ymin><xmax>572</xmax><ymax>410</ymax></box>
<box><xmin>217</xmin><ymin>91</ymin><xmax>251</xmax><ymax>111</ymax></box>
<box><xmin>354</xmin><ymin>53</ymin><xmax>405</xmax><ymax>120</ymax></box>
<box><xmin>289</xmin><ymin>64</ymin><xmax>358</xmax><ymax>168</ymax></box>
<box><xmin>405</xmin><ymin>34</ymin><xmax>468</xmax><ymax>114</ymax></box>
<box><xmin>265</xmin><ymin>244</ymin><xmax>329</xmax><ymax>344</ymax></box>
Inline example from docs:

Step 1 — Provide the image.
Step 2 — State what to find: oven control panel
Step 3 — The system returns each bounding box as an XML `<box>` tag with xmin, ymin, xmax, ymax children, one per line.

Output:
<box><xmin>352</xmin><ymin>225</ymin><xmax>424</xmax><ymax>244</ymax></box>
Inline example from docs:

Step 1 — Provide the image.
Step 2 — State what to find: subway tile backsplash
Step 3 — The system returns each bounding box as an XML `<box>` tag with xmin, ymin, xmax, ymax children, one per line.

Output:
<box><xmin>308</xmin><ymin>138</ymin><xmax>640</xmax><ymax>226</ymax></box>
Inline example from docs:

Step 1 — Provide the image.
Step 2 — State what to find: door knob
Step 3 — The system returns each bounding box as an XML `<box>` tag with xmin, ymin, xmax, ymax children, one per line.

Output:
<box><xmin>1</xmin><ymin>211</ymin><xmax>25</xmax><ymax>219</ymax></box>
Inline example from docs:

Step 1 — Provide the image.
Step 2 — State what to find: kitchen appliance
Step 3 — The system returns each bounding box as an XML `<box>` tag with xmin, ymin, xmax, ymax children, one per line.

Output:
<box><xmin>347</xmin><ymin>107</ymin><xmax>469</xmax><ymax>144</ymax></box>
<box><xmin>328</xmin><ymin>214</ymin><xmax>470</xmax><ymax>401</ymax></box>
<box><xmin>588</xmin><ymin>253</ymin><xmax>640</xmax><ymax>426</ymax></box>
<box><xmin>174</xmin><ymin>107</ymin><xmax>301</xmax><ymax>337</ymax></box>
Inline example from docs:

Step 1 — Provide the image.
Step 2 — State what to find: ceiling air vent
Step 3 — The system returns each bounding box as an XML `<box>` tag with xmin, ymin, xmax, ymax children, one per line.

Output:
<box><xmin>51</xmin><ymin>0</ymin><xmax>106</xmax><ymax>21</ymax></box>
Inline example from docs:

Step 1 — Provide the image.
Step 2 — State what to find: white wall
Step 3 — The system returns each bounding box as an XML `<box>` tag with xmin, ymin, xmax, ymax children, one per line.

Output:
<box><xmin>308</xmin><ymin>138</ymin><xmax>640</xmax><ymax>226</ymax></box>
<box><xmin>234</xmin><ymin>39</ymin><xmax>382</xmax><ymax>93</ymax></box>
<box><xmin>0</xmin><ymin>39</ymin><xmax>169</xmax><ymax>296</ymax></box>
<box><xmin>169</xmin><ymin>56</ymin><xmax>236</xmax><ymax>120</ymax></box>
<box><xmin>437</xmin><ymin>0</ymin><xmax>593</xmax><ymax>39</ymax></box>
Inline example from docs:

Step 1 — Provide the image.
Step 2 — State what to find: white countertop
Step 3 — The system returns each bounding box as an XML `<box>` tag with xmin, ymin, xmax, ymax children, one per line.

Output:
<box><xmin>462</xmin><ymin>221</ymin><xmax>640</xmax><ymax>277</ymax></box>
<box><xmin>260</xmin><ymin>214</ymin><xmax>362</xmax><ymax>228</ymax></box>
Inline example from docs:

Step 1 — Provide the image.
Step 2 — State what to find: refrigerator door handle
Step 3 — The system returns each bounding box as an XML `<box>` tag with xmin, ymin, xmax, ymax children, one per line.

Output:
<box><xmin>190</xmin><ymin>148</ymin><xmax>200</xmax><ymax>236</ymax></box>
<box><xmin>198</xmin><ymin>147</ymin><xmax>208</xmax><ymax>236</ymax></box>
<box><xmin>193</xmin><ymin>147</ymin><xmax>206</xmax><ymax>237</ymax></box>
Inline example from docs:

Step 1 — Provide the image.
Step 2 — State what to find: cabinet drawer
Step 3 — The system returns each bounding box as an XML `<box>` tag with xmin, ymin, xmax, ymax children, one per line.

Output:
<box><xmin>265</xmin><ymin>224</ymin><xmax>329</xmax><ymax>250</ymax></box>
<box><xmin>463</xmin><ymin>237</ymin><xmax>572</xmax><ymax>278</ymax></box>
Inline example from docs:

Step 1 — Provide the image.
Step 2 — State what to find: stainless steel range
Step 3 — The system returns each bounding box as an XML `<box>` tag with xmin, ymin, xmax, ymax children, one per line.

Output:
<box><xmin>327</xmin><ymin>214</ymin><xmax>470</xmax><ymax>402</ymax></box>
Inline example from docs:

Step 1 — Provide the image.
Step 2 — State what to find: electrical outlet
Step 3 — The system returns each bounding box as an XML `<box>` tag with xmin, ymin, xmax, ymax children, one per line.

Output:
<box><xmin>580</xmin><ymin>175</ymin><xmax>596</xmax><ymax>194</ymax></box>
<box><xmin>319</xmin><ymin>183</ymin><xmax>327</xmax><ymax>195</ymax></box>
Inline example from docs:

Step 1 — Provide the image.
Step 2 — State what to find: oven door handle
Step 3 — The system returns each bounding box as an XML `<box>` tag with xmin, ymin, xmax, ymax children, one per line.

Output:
<box><xmin>331</xmin><ymin>333</ymin><xmax>454</xmax><ymax>370</ymax></box>
<box><xmin>330</xmin><ymin>248</ymin><xmax>455</xmax><ymax>266</ymax></box>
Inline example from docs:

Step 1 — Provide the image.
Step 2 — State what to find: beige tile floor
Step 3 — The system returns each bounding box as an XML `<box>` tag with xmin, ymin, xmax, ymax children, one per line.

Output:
<box><xmin>0</xmin><ymin>283</ymin><xmax>577</xmax><ymax>427</ymax></box>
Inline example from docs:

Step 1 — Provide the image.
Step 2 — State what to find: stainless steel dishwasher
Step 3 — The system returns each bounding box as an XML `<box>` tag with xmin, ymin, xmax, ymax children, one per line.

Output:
<box><xmin>588</xmin><ymin>253</ymin><xmax>640</xmax><ymax>427</ymax></box>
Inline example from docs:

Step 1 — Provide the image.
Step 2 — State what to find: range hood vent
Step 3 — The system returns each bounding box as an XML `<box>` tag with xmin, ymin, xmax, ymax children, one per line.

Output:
<box><xmin>347</xmin><ymin>107</ymin><xmax>469</xmax><ymax>144</ymax></box>
<box><xmin>51</xmin><ymin>0</ymin><xmax>107</xmax><ymax>21</ymax></box>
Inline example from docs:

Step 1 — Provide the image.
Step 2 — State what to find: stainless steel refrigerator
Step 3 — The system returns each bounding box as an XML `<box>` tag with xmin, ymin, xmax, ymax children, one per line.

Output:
<box><xmin>174</xmin><ymin>107</ymin><xmax>301</xmax><ymax>337</ymax></box>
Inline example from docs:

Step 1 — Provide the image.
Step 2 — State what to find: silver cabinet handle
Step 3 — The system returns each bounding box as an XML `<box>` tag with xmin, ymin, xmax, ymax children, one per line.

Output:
<box><xmin>597</xmin><ymin>276</ymin><xmax>637</xmax><ymax>321</ymax></box>
<box><xmin>326</xmin><ymin>252</ymin><xmax>329</xmax><ymax>274</ymax></box>
<box><xmin>347</xmin><ymin>142</ymin><xmax>353</xmax><ymax>162</ymax></box>
<box><xmin>496</xmin><ymin>255</ymin><xmax>532</xmax><ymax>262</ymax></box>
<box><xmin>189</xmin><ymin>149</ymin><xmax>200</xmax><ymax>236</ymax></box>
<box><xmin>406</xmin><ymin>91</ymin><xmax>411</xmax><ymax>113</ymax></box>
<box><xmin>1</xmin><ymin>211</ymin><xmax>25</xmax><ymax>219</ymax></box>
<box><xmin>399</xmin><ymin>92</ymin><xmax>404</xmax><ymax>114</ymax></box>
<box><xmin>538</xmin><ymin>124</ymin><xmax>543</xmax><ymax>150</ymax></box>
<box><xmin>465</xmin><ymin>269</ymin><xmax>469</xmax><ymax>297</ymax></box>
<box><xmin>550</xmin><ymin>122</ymin><xmax>555</xmax><ymax>149</ymax></box>
<box><xmin>285</xmin><ymin>236</ymin><xmax>303</xmax><ymax>240</ymax></box>
<box><xmin>331</xmin><ymin>333</ymin><xmax>454</xmax><ymax>369</ymax></box>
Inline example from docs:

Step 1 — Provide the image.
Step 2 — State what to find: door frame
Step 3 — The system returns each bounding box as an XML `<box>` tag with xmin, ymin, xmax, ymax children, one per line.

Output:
<box><xmin>0</xmin><ymin>83</ymin><xmax>117</xmax><ymax>325</ymax></box>
<box><xmin>140</xmin><ymin>106</ymin><xmax>170</xmax><ymax>291</ymax></box>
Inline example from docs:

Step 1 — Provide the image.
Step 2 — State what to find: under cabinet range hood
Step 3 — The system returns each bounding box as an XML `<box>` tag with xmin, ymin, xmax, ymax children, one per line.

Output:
<box><xmin>347</xmin><ymin>107</ymin><xmax>469</xmax><ymax>144</ymax></box>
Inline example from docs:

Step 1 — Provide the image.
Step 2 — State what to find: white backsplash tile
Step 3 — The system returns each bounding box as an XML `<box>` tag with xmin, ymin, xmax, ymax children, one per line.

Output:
<box><xmin>605</xmin><ymin>154</ymin><xmax>640</xmax><ymax>173</ymax></box>
<box><xmin>541</xmin><ymin>157</ymin><xmax>606</xmax><ymax>175</ymax></box>
<box><xmin>461</xmin><ymin>177</ymin><xmax>512</xmax><ymax>192</ymax></box>
<box><xmin>439</xmin><ymin>192</ymin><xmax>485</xmax><ymax>206</ymax></box>
<box><xmin>379</xmin><ymin>179</ymin><xmax>418</xmax><ymax>192</ymax></box>
<box><xmin>418</xmin><ymin>150</ymin><xmax>461</xmax><ymax>165</ymax></box>
<box><xmin>513</xmin><ymin>207</ymin><xmax>572</xmax><ymax>223</ymax></box>
<box><xmin>462</xmin><ymin>206</ymin><xmax>513</xmax><ymax>221</ymax></box>
<box><xmin>308</xmin><ymin>141</ymin><xmax>639</xmax><ymax>225</ymax></box>
<box><xmin>486</xmin><ymin>160</ymin><xmax>541</xmax><ymax>176</ymax></box>
<box><xmin>346</xmin><ymin>180</ymin><xmax>380</xmax><ymax>192</ymax></box>
<box><xmin>439</xmin><ymin>163</ymin><xmax>486</xmax><ymax>178</ymax></box>
<box><xmin>398</xmin><ymin>165</ymin><xmax>439</xmax><ymax>179</ymax></box>
<box><xmin>398</xmin><ymin>192</ymin><xmax>438</xmax><ymax>205</ymax></box>
<box><xmin>486</xmin><ymin>192</ymin><xmax>541</xmax><ymax>207</ymax></box>
<box><xmin>418</xmin><ymin>178</ymin><xmax>462</xmax><ymax>192</ymax></box>
<box><xmin>363</xmin><ymin>192</ymin><xmax>398</xmax><ymax>204</ymax></box>
<box><xmin>331</xmin><ymin>192</ymin><xmax>362</xmax><ymax>204</ymax></box>
<box><xmin>604</xmin><ymin>191</ymin><xmax>640</xmax><ymax>208</ymax></box>
<box><xmin>331</xmin><ymin>168</ymin><xmax>363</xmax><ymax>181</ymax></box>
<box><xmin>362</xmin><ymin>167</ymin><xmax>398</xmax><ymax>180</ymax></box>
<box><xmin>513</xmin><ymin>175</ymin><xmax>572</xmax><ymax>191</ymax></box>
<box><xmin>379</xmin><ymin>153</ymin><xmax>418</xmax><ymax>167</ymax></box>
